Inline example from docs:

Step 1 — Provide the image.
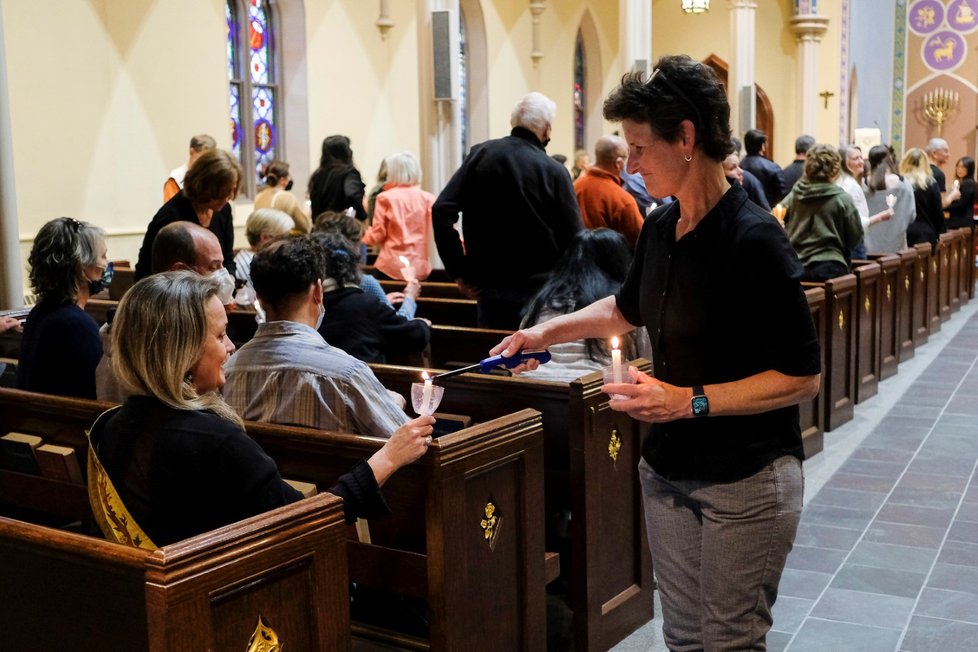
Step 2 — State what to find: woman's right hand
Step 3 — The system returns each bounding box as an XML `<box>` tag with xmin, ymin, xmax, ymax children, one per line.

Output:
<box><xmin>490</xmin><ymin>327</ymin><xmax>549</xmax><ymax>373</ymax></box>
<box><xmin>368</xmin><ymin>416</ymin><xmax>436</xmax><ymax>486</ymax></box>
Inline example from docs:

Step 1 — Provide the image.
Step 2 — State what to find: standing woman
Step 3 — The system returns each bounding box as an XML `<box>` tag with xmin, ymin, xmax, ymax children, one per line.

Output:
<box><xmin>18</xmin><ymin>217</ymin><xmax>111</xmax><ymax>399</ymax></box>
<box><xmin>493</xmin><ymin>55</ymin><xmax>821</xmax><ymax>651</ymax></box>
<box><xmin>862</xmin><ymin>145</ymin><xmax>916</xmax><ymax>254</ymax></box>
<box><xmin>308</xmin><ymin>135</ymin><xmax>367</xmax><ymax>220</ymax></box>
<box><xmin>361</xmin><ymin>151</ymin><xmax>435</xmax><ymax>281</ymax></box>
<box><xmin>947</xmin><ymin>156</ymin><xmax>976</xmax><ymax>230</ymax></box>
<box><xmin>135</xmin><ymin>148</ymin><xmax>242</xmax><ymax>280</ymax></box>
<box><xmin>900</xmin><ymin>147</ymin><xmax>947</xmax><ymax>249</ymax></box>
<box><xmin>254</xmin><ymin>160</ymin><xmax>312</xmax><ymax>233</ymax></box>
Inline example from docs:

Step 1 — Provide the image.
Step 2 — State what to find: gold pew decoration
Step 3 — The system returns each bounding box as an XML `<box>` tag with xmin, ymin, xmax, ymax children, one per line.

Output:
<box><xmin>608</xmin><ymin>428</ymin><xmax>622</xmax><ymax>463</ymax></box>
<box><xmin>246</xmin><ymin>615</ymin><xmax>283</xmax><ymax>652</ymax></box>
<box><xmin>480</xmin><ymin>500</ymin><xmax>502</xmax><ymax>551</ymax></box>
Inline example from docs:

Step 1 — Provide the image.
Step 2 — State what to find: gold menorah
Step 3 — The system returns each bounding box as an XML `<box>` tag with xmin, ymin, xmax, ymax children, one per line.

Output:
<box><xmin>922</xmin><ymin>88</ymin><xmax>959</xmax><ymax>137</ymax></box>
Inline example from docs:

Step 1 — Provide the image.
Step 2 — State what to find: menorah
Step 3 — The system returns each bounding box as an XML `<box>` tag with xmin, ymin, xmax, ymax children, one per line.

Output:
<box><xmin>922</xmin><ymin>88</ymin><xmax>959</xmax><ymax>137</ymax></box>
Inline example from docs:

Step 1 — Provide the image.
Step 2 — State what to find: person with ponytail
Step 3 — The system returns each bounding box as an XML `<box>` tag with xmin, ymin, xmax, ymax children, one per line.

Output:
<box><xmin>254</xmin><ymin>160</ymin><xmax>312</xmax><ymax>233</ymax></box>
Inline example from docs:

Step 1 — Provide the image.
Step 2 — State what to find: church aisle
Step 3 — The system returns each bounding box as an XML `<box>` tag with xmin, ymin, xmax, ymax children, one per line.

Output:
<box><xmin>615</xmin><ymin>296</ymin><xmax>978</xmax><ymax>652</ymax></box>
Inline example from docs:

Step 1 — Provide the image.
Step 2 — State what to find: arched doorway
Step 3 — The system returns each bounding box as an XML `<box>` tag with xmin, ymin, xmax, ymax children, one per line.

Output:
<box><xmin>703</xmin><ymin>54</ymin><xmax>774</xmax><ymax>153</ymax></box>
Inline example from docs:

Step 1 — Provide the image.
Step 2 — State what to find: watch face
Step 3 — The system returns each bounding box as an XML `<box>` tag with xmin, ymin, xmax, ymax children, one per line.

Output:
<box><xmin>692</xmin><ymin>395</ymin><xmax>709</xmax><ymax>416</ymax></box>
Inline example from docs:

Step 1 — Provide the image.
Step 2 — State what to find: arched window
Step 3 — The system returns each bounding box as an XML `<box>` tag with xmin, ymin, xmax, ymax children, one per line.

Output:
<box><xmin>574</xmin><ymin>31</ymin><xmax>586</xmax><ymax>151</ymax></box>
<box><xmin>459</xmin><ymin>7</ymin><xmax>469</xmax><ymax>156</ymax></box>
<box><xmin>226</xmin><ymin>0</ymin><xmax>281</xmax><ymax>196</ymax></box>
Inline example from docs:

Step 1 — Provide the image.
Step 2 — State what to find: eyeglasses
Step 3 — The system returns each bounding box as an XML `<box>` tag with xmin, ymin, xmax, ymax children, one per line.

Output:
<box><xmin>646</xmin><ymin>67</ymin><xmax>704</xmax><ymax>128</ymax></box>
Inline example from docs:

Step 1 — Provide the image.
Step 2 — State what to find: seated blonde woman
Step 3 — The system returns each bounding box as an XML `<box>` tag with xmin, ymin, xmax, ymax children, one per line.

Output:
<box><xmin>234</xmin><ymin>208</ymin><xmax>294</xmax><ymax>301</ymax></box>
<box><xmin>87</xmin><ymin>271</ymin><xmax>433</xmax><ymax>548</ymax></box>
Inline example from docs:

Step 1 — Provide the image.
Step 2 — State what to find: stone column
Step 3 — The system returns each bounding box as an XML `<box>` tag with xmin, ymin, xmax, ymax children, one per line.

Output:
<box><xmin>0</xmin><ymin>7</ymin><xmax>23</xmax><ymax>309</ymax></box>
<box><xmin>790</xmin><ymin>13</ymin><xmax>830</xmax><ymax>137</ymax></box>
<box><xmin>620</xmin><ymin>0</ymin><xmax>652</xmax><ymax>76</ymax></box>
<box><xmin>728</xmin><ymin>0</ymin><xmax>757</xmax><ymax>138</ymax></box>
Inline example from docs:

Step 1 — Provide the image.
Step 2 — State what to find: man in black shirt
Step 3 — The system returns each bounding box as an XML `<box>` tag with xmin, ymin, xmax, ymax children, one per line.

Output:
<box><xmin>432</xmin><ymin>92</ymin><xmax>583</xmax><ymax>329</ymax></box>
<box><xmin>926</xmin><ymin>137</ymin><xmax>949</xmax><ymax>193</ymax></box>
<box><xmin>782</xmin><ymin>134</ymin><xmax>814</xmax><ymax>192</ymax></box>
<box><xmin>741</xmin><ymin>128</ymin><xmax>788</xmax><ymax>208</ymax></box>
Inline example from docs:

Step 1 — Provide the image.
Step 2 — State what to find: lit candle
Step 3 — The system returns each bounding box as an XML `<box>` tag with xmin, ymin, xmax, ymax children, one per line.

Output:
<box><xmin>611</xmin><ymin>336</ymin><xmax>623</xmax><ymax>384</ymax></box>
<box><xmin>421</xmin><ymin>370</ymin><xmax>433</xmax><ymax>414</ymax></box>
<box><xmin>398</xmin><ymin>255</ymin><xmax>415</xmax><ymax>282</ymax></box>
<box><xmin>954</xmin><ymin>179</ymin><xmax>960</xmax><ymax>191</ymax></box>
<box><xmin>772</xmin><ymin>204</ymin><xmax>786</xmax><ymax>222</ymax></box>
<box><xmin>885</xmin><ymin>194</ymin><xmax>896</xmax><ymax>209</ymax></box>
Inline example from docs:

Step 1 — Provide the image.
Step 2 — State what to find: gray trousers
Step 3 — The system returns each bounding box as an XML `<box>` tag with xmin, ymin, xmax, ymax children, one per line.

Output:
<box><xmin>639</xmin><ymin>455</ymin><xmax>803</xmax><ymax>652</ymax></box>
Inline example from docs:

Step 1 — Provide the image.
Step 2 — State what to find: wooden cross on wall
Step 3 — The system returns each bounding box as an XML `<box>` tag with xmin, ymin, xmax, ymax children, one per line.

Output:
<box><xmin>819</xmin><ymin>90</ymin><xmax>835</xmax><ymax>109</ymax></box>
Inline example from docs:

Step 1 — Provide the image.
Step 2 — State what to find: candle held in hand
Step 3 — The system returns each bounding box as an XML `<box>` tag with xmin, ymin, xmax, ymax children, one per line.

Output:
<box><xmin>421</xmin><ymin>370</ymin><xmax>433</xmax><ymax>414</ymax></box>
<box><xmin>772</xmin><ymin>204</ymin><xmax>786</xmax><ymax>222</ymax></box>
<box><xmin>886</xmin><ymin>194</ymin><xmax>896</xmax><ymax>209</ymax></box>
<box><xmin>398</xmin><ymin>255</ymin><xmax>415</xmax><ymax>282</ymax></box>
<box><xmin>611</xmin><ymin>336</ymin><xmax>623</xmax><ymax>384</ymax></box>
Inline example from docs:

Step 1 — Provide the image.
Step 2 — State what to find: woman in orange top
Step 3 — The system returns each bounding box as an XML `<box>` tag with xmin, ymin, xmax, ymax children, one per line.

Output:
<box><xmin>361</xmin><ymin>151</ymin><xmax>434</xmax><ymax>281</ymax></box>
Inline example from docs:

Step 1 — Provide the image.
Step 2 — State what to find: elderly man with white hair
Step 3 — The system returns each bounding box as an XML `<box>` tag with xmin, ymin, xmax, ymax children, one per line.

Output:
<box><xmin>926</xmin><ymin>137</ymin><xmax>962</xmax><ymax>208</ymax></box>
<box><xmin>432</xmin><ymin>91</ymin><xmax>583</xmax><ymax>329</ymax></box>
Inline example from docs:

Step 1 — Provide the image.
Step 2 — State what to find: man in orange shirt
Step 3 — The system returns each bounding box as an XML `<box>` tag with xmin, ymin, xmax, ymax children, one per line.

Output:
<box><xmin>573</xmin><ymin>135</ymin><xmax>645</xmax><ymax>248</ymax></box>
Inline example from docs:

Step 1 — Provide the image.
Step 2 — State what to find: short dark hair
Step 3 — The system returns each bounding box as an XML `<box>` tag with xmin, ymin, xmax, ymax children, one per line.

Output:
<box><xmin>310</xmin><ymin>231</ymin><xmax>361</xmax><ymax>287</ymax></box>
<box><xmin>744</xmin><ymin>129</ymin><xmax>767</xmax><ymax>156</ymax></box>
<box><xmin>250</xmin><ymin>235</ymin><xmax>327</xmax><ymax>311</ymax></box>
<box><xmin>602</xmin><ymin>54</ymin><xmax>731</xmax><ymax>163</ymax></box>
<box><xmin>151</xmin><ymin>222</ymin><xmax>198</xmax><ymax>274</ymax></box>
<box><xmin>28</xmin><ymin>217</ymin><xmax>104</xmax><ymax>302</ymax></box>
<box><xmin>794</xmin><ymin>134</ymin><xmax>815</xmax><ymax>155</ymax></box>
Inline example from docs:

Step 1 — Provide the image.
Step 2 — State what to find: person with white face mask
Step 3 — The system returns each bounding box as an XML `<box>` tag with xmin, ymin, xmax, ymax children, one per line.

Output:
<box><xmin>223</xmin><ymin>235</ymin><xmax>428</xmax><ymax>437</ymax></box>
<box><xmin>572</xmin><ymin>135</ymin><xmax>646</xmax><ymax>249</ymax></box>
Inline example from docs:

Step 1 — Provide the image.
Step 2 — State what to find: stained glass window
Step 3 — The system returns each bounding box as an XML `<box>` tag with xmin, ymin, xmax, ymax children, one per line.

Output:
<box><xmin>226</xmin><ymin>0</ymin><xmax>280</xmax><ymax>195</ymax></box>
<box><xmin>574</xmin><ymin>32</ymin><xmax>586</xmax><ymax>151</ymax></box>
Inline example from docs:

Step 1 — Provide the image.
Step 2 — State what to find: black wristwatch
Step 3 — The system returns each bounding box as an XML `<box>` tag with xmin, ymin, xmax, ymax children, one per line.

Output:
<box><xmin>691</xmin><ymin>385</ymin><xmax>709</xmax><ymax>417</ymax></box>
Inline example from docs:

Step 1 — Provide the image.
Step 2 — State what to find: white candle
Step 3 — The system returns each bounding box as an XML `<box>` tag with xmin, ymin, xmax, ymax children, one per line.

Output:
<box><xmin>886</xmin><ymin>194</ymin><xmax>896</xmax><ymax>209</ymax></box>
<box><xmin>421</xmin><ymin>370</ymin><xmax>433</xmax><ymax>414</ymax></box>
<box><xmin>772</xmin><ymin>204</ymin><xmax>786</xmax><ymax>222</ymax></box>
<box><xmin>399</xmin><ymin>255</ymin><xmax>415</xmax><ymax>282</ymax></box>
<box><xmin>611</xmin><ymin>336</ymin><xmax>622</xmax><ymax>384</ymax></box>
<box><xmin>954</xmin><ymin>179</ymin><xmax>960</xmax><ymax>191</ymax></box>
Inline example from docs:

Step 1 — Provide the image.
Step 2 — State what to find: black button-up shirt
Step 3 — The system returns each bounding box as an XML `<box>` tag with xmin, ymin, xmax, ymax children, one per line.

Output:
<box><xmin>616</xmin><ymin>184</ymin><xmax>820</xmax><ymax>482</ymax></box>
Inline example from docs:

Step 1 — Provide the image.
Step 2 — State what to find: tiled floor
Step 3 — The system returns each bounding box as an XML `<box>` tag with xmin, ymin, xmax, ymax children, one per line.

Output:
<box><xmin>615</xmin><ymin>299</ymin><xmax>978</xmax><ymax>652</ymax></box>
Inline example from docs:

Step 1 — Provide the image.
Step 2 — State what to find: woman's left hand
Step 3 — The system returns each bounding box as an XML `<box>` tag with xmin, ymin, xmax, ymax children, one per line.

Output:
<box><xmin>602</xmin><ymin>367</ymin><xmax>691</xmax><ymax>423</ymax></box>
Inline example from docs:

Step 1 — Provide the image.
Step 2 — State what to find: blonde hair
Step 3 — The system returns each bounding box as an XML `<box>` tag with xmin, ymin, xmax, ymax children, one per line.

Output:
<box><xmin>112</xmin><ymin>271</ymin><xmax>242</xmax><ymax>426</ymax></box>
<box><xmin>245</xmin><ymin>208</ymin><xmax>294</xmax><ymax>247</ymax></box>
<box><xmin>383</xmin><ymin>151</ymin><xmax>422</xmax><ymax>185</ymax></box>
<box><xmin>899</xmin><ymin>148</ymin><xmax>934</xmax><ymax>191</ymax></box>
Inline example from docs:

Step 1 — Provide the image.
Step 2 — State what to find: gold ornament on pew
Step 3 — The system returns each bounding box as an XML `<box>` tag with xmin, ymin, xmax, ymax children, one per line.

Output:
<box><xmin>887</xmin><ymin>283</ymin><xmax>892</xmax><ymax>301</ymax></box>
<box><xmin>922</xmin><ymin>88</ymin><xmax>958</xmax><ymax>137</ymax></box>
<box><xmin>608</xmin><ymin>428</ymin><xmax>622</xmax><ymax>462</ymax></box>
<box><xmin>864</xmin><ymin>297</ymin><xmax>871</xmax><ymax>313</ymax></box>
<box><xmin>247</xmin><ymin>615</ymin><xmax>282</xmax><ymax>652</ymax></box>
<box><xmin>838</xmin><ymin>310</ymin><xmax>845</xmax><ymax>331</ymax></box>
<box><xmin>480</xmin><ymin>500</ymin><xmax>502</xmax><ymax>550</ymax></box>
<box><xmin>905</xmin><ymin>275</ymin><xmax>911</xmax><ymax>291</ymax></box>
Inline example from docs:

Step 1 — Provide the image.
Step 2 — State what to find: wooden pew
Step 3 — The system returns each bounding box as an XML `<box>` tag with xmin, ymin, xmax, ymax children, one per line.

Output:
<box><xmin>370</xmin><ymin>359</ymin><xmax>655</xmax><ymax>651</ymax></box>
<box><xmin>0</xmin><ymin>388</ymin><xmax>352</xmax><ymax>651</ymax></box>
<box><xmin>964</xmin><ymin>227</ymin><xmax>977</xmax><ymax>301</ymax></box>
<box><xmin>851</xmin><ymin>261</ymin><xmax>882</xmax><ymax>403</ymax></box>
<box><xmin>380</xmin><ymin>278</ymin><xmax>466</xmax><ymax>300</ymax></box>
<box><xmin>914</xmin><ymin>243</ymin><xmax>941</xmax><ymax>336</ymax></box>
<box><xmin>414</xmin><ymin>296</ymin><xmax>479</xmax><ymax>327</ymax></box>
<box><xmin>363</xmin><ymin>265</ymin><xmax>453</xmax><ymax>283</ymax></box>
<box><xmin>109</xmin><ymin>266</ymin><xmax>135</xmax><ymax>301</ymax></box>
<box><xmin>799</xmin><ymin>287</ymin><xmax>826</xmax><ymax>458</ymax></box>
<box><xmin>897</xmin><ymin>248</ymin><xmax>920</xmax><ymax>358</ymax></box>
<box><xmin>936</xmin><ymin>234</ymin><xmax>952</xmax><ymax>323</ymax></box>
<box><xmin>803</xmin><ymin>274</ymin><xmax>856</xmax><ymax>431</ymax></box>
<box><xmin>0</xmin><ymin>388</ymin><xmax>546</xmax><ymax>651</ymax></box>
<box><xmin>942</xmin><ymin>231</ymin><xmax>961</xmax><ymax>315</ymax></box>
<box><xmin>867</xmin><ymin>253</ymin><xmax>901</xmax><ymax>380</ymax></box>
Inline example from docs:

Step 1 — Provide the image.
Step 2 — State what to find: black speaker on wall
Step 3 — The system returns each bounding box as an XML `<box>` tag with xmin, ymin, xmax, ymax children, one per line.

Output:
<box><xmin>432</xmin><ymin>10</ymin><xmax>458</xmax><ymax>101</ymax></box>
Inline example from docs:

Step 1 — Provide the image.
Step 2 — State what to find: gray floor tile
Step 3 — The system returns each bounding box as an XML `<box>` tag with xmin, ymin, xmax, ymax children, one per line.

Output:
<box><xmin>954</xmin><ymin>501</ymin><xmax>978</xmax><ymax>523</ymax></box>
<box><xmin>863</xmin><ymin>521</ymin><xmax>947</xmax><ymax>549</ymax></box>
<box><xmin>837</xmin><ymin>457</ymin><xmax>909</xmax><ymax>479</ymax></box>
<box><xmin>937</xmin><ymin>540</ymin><xmax>978</xmax><ymax>567</ymax></box>
<box><xmin>830</xmin><ymin>472</ymin><xmax>900</xmax><ymax>493</ymax></box>
<box><xmin>900</xmin><ymin>615</ymin><xmax>978</xmax><ymax>652</ymax></box>
<box><xmin>786</xmin><ymin>618</ymin><xmax>902</xmax><ymax>652</ymax></box>
<box><xmin>771</xmin><ymin>595</ymin><xmax>814</xmax><ymax>635</ymax></box>
<box><xmin>850</xmin><ymin>446</ymin><xmax>916</xmax><ymax>464</ymax></box>
<box><xmin>785</xmin><ymin>545</ymin><xmax>848</xmax><ymax>574</ymax></box>
<box><xmin>810</xmin><ymin>487</ymin><xmax>888</xmax><ymax>511</ymax></box>
<box><xmin>926</xmin><ymin>563</ymin><xmax>978</xmax><ymax>594</ymax></box>
<box><xmin>810</xmin><ymin>587</ymin><xmax>914</xmax><ymax>630</ymax></box>
<box><xmin>875</xmin><ymin>503</ymin><xmax>956</xmax><ymax>529</ymax></box>
<box><xmin>778</xmin><ymin>568</ymin><xmax>834</xmax><ymax>600</ymax></box>
<box><xmin>847</xmin><ymin>541</ymin><xmax>939</xmax><ymax>574</ymax></box>
<box><xmin>830</xmin><ymin>563</ymin><xmax>927</xmax><ymax>598</ymax></box>
<box><xmin>946</xmin><ymin>519</ymin><xmax>978</xmax><ymax>544</ymax></box>
<box><xmin>906</xmin><ymin>453</ymin><xmax>976</xmax><ymax>478</ymax></box>
<box><xmin>800</xmin><ymin>503</ymin><xmax>877</xmax><ymax>531</ymax></box>
<box><xmin>895</xmin><ymin>472</ymin><xmax>970</xmax><ymax>493</ymax></box>
<box><xmin>766</xmin><ymin>630</ymin><xmax>792</xmax><ymax>652</ymax></box>
<box><xmin>793</xmin><ymin>522</ymin><xmax>863</xmax><ymax>551</ymax></box>
<box><xmin>915</xmin><ymin>588</ymin><xmax>978</xmax><ymax>624</ymax></box>
<box><xmin>965</xmin><ymin>485</ymin><xmax>978</xmax><ymax>504</ymax></box>
<box><xmin>887</xmin><ymin>485</ymin><xmax>964</xmax><ymax>509</ymax></box>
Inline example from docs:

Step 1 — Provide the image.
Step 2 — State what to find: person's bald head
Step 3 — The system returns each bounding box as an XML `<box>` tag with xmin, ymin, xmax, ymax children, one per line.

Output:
<box><xmin>151</xmin><ymin>221</ymin><xmax>224</xmax><ymax>275</ymax></box>
<box><xmin>593</xmin><ymin>135</ymin><xmax>629</xmax><ymax>172</ymax></box>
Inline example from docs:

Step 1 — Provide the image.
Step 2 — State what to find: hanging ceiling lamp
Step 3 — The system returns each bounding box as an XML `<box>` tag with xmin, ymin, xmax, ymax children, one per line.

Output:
<box><xmin>681</xmin><ymin>0</ymin><xmax>710</xmax><ymax>13</ymax></box>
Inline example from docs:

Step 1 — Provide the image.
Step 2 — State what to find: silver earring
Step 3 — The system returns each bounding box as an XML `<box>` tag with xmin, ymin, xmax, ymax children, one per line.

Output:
<box><xmin>684</xmin><ymin>153</ymin><xmax>692</xmax><ymax>162</ymax></box>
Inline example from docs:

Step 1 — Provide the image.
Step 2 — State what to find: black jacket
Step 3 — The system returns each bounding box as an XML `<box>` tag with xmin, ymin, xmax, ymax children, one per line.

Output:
<box><xmin>741</xmin><ymin>154</ymin><xmax>788</xmax><ymax>208</ymax></box>
<box><xmin>319</xmin><ymin>286</ymin><xmax>429</xmax><ymax>364</ymax></box>
<box><xmin>432</xmin><ymin>127</ymin><xmax>583</xmax><ymax>290</ymax></box>
<box><xmin>135</xmin><ymin>193</ymin><xmax>236</xmax><ymax>280</ymax></box>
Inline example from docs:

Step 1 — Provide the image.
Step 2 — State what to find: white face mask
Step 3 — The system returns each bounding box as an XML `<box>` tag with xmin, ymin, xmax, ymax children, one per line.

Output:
<box><xmin>315</xmin><ymin>303</ymin><xmax>325</xmax><ymax>330</ymax></box>
<box><xmin>210</xmin><ymin>267</ymin><xmax>236</xmax><ymax>305</ymax></box>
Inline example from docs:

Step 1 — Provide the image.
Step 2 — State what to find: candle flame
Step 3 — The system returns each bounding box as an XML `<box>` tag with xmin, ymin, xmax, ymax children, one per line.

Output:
<box><xmin>421</xmin><ymin>370</ymin><xmax>430</xmax><ymax>382</ymax></box>
<box><xmin>611</xmin><ymin>336</ymin><xmax>619</xmax><ymax>350</ymax></box>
